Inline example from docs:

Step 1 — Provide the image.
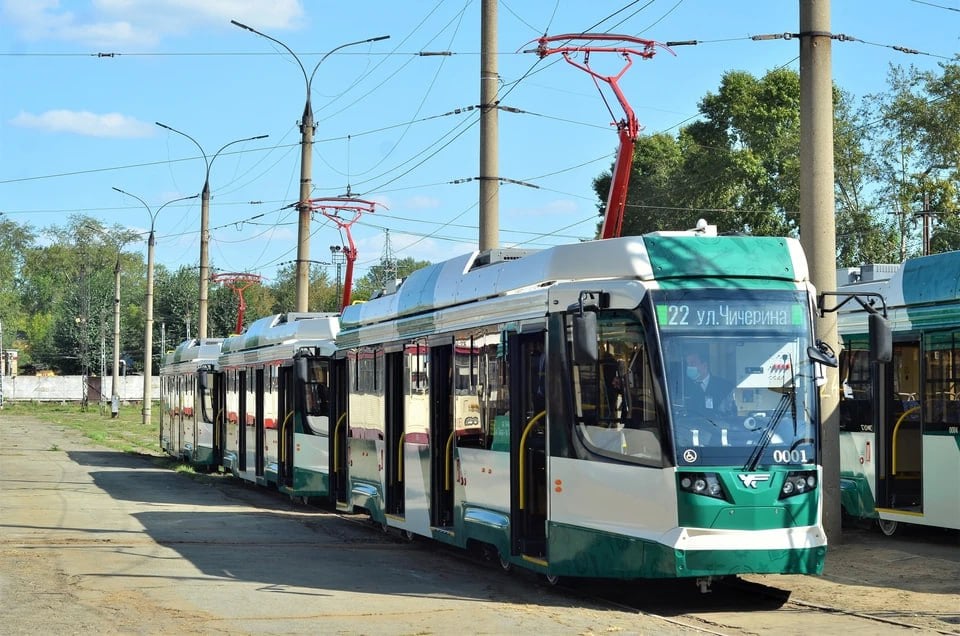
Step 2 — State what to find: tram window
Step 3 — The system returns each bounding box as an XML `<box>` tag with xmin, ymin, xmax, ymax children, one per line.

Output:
<box><xmin>571</xmin><ymin>310</ymin><xmax>664</xmax><ymax>465</ymax></box>
<box><xmin>304</xmin><ymin>360</ymin><xmax>329</xmax><ymax>417</ymax></box>
<box><xmin>924</xmin><ymin>332</ymin><xmax>960</xmax><ymax>432</ymax></box>
<box><xmin>454</xmin><ymin>332</ymin><xmax>502</xmax><ymax>449</ymax></box>
<box><xmin>839</xmin><ymin>343</ymin><xmax>873</xmax><ymax>433</ymax></box>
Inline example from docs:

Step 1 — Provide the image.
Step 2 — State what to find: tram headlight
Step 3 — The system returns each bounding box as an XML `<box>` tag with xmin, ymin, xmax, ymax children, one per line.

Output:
<box><xmin>678</xmin><ymin>472</ymin><xmax>728</xmax><ymax>501</ymax></box>
<box><xmin>780</xmin><ymin>470</ymin><xmax>818</xmax><ymax>499</ymax></box>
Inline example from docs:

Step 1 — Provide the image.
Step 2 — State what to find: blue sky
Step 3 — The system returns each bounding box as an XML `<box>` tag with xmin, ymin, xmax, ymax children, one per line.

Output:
<box><xmin>2</xmin><ymin>1</ymin><xmax>957</xmax><ymax>287</ymax></box>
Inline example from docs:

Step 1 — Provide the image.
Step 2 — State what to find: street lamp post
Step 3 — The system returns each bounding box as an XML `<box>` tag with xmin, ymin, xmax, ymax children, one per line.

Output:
<box><xmin>113</xmin><ymin>187</ymin><xmax>199</xmax><ymax>427</ymax></box>
<box><xmin>155</xmin><ymin>122</ymin><xmax>267</xmax><ymax>340</ymax></box>
<box><xmin>231</xmin><ymin>20</ymin><xmax>388</xmax><ymax>312</ymax></box>
<box><xmin>83</xmin><ymin>224</ymin><xmax>133</xmax><ymax>418</ymax></box>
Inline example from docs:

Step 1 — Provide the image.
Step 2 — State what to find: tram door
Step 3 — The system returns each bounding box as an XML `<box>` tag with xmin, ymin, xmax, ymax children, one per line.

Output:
<box><xmin>876</xmin><ymin>341</ymin><xmax>923</xmax><ymax>512</ymax></box>
<box><xmin>171</xmin><ymin>376</ymin><xmax>184</xmax><ymax>455</ymax></box>
<box><xmin>278</xmin><ymin>364</ymin><xmax>295</xmax><ymax>489</ymax></box>
<box><xmin>510</xmin><ymin>331</ymin><xmax>548</xmax><ymax>559</ymax></box>
<box><xmin>429</xmin><ymin>343</ymin><xmax>454</xmax><ymax>527</ymax></box>
<box><xmin>384</xmin><ymin>349</ymin><xmax>405</xmax><ymax>517</ymax></box>
<box><xmin>237</xmin><ymin>370</ymin><xmax>247</xmax><ymax>472</ymax></box>
<box><xmin>211</xmin><ymin>370</ymin><xmax>226</xmax><ymax>466</ymax></box>
<box><xmin>331</xmin><ymin>357</ymin><xmax>350</xmax><ymax>509</ymax></box>
<box><xmin>254</xmin><ymin>368</ymin><xmax>265</xmax><ymax>478</ymax></box>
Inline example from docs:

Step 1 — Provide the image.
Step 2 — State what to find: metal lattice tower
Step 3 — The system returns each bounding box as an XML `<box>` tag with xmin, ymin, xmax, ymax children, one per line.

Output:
<box><xmin>380</xmin><ymin>229</ymin><xmax>397</xmax><ymax>289</ymax></box>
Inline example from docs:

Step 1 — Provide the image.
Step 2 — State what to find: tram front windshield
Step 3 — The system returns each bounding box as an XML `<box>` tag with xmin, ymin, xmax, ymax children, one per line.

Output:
<box><xmin>654</xmin><ymin>289</ymin><xmax>818</xmax><ymax>468</ymax></box>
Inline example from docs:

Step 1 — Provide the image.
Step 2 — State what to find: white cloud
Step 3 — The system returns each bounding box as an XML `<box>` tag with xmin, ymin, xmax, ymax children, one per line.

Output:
<box><xmin>11</xmin><ymin>109</ymin><xmax>154</xmax><ymax>138</ymax></box>
<box><xmin>2</xmin><ymin>0</ymin><xmax>304</xmax><ymax>47</ymax></box>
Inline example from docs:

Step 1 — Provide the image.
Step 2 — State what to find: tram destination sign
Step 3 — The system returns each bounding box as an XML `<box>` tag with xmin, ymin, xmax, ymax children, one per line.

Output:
<box><xmin>656</xmin><ymin>300</ymin><xmax>803</xmax><ymax>330</ymax></box>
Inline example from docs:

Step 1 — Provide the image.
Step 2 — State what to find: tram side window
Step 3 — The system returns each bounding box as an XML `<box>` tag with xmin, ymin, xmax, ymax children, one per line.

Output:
<box><xmin>572</xmin><ymin>310</ymin><xmax>664</xmax><ymax>465</ymax></box>
<box><xmin>839</xmin><ymin>342</ymin><xmax>873</xmax><ymax>432</ymax></box>
<box><xmin>405</xmin><ymin>343</ymin><xmax>428</xmax><ymax>395</ymax></box>
<box><xmin>304</xmin><ymin>359</ymin><xmax>329</xmax><ymax>417</ymax></box>
<box><xmin>199</xmin><ymin>369</ymin><xmax>215</xmax><ymax>424</ymax></box>
<box><xmin>453</xmin><ymin>338</ymin><xmax>482</xmax><ymax>446</ymax></box>
<box><xmin>454</xmin><ymin>331</ymin><xmax>505</xmax><ymax>449</ymax></box>
<box><xmin>924</xmin><ymin>332</ymin><xmax>960</xmax><ymax>432</ymax></box>
<box><xmin>245</xmin><ymin>370</ymin><xmax>257</xmax><ymax>427</ymax></box>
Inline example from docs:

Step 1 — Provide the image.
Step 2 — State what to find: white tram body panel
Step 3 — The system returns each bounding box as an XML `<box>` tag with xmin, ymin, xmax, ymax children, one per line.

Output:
<box><xmin>218</xmin><ymin>313</ymin><xmax>339</xmax><ymax>485</ymax></box>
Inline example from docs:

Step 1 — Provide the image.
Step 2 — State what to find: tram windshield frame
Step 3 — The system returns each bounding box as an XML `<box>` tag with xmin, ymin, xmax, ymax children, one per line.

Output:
<box><xmin>651</xmin><ymin>288</ymin><xmax>819</xmax><ymax>468</ymax></box>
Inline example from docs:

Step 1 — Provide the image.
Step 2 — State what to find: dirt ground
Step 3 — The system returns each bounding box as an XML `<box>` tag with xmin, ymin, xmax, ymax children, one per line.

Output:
<box><xmin>1</xmin><ymin>413</ymin><xmax>957</xmax><ymax>635</ymax></box>
<box><xmin>750</xmin><ymin>524</ymin><xmax>959</xmax><ymax>632</ymax></box>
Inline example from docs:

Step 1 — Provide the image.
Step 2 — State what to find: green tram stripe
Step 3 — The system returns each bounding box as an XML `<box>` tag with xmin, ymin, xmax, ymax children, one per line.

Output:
<box><xmin>644</xmin><ymin>236</ymin><xmax>798</xmax><ymax>283</ymax></box>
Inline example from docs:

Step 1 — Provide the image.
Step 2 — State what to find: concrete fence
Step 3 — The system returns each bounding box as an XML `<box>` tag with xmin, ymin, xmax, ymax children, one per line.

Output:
<box><xmin>0</xmin><ymin>375</ymin><xmax>160</xmax><ymax>403</ymax></box>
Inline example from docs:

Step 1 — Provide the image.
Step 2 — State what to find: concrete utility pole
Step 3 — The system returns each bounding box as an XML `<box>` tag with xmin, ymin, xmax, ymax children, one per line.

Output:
<box><xmin>156</xmin><ymin>122</ymin><xmax>267</xmax><ymax>340</ymax></box>
<box><xmin>478</xmin><ymin>0</ymin><xmax>499</xmax><ymax>252</ymax></box>
<box><xmin>110</xmin><ymin>251</ymin><xmax>122</xmax><ymax>417</ymax></box>
<box><xmin>0</xmin><ymin>319</ymin><xmax>4</xmax><ymax>409</ymax></box>
<box><xmin>231</xmin><ymin>21</ymin><xmax>388</xmax><ymax>312</ymax></box>
<box><xmin>799</xmin><ymin>0</ymin><xmax>841</xmax><ymax>543</ymax></box>
<box><xmin>113</xmin><ymin>187</ymin><xmax>198</xmax><ymax>427</ymax></box>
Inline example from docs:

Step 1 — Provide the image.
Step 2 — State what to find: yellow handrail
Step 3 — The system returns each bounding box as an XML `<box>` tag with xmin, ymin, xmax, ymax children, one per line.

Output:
<box><xmin>397</xmin><ymin>432</ymin><xmax>406</xmax><ymax>483</ymax></box>
<box><xmin>333</xmin><ymin>412</ymin><xmax>347</xmax><ymax>474</ymax></box>
<box><xmin>891</xmin><ymin>405</ymin><xmax>920</xmax><ymax>476</ymax></box>
<box><xmin>444</xmin><ymin>430</ymin><xmax>456</xmax><ymax>491</ymax></box>
<box><xmin>279</xmin><ymin>410</ymin><xmax>294</xmax><ymax>463</ymax></box>
<box><xmin>518</xmin><ymin>410</ymin><xmax>547</xmax><ymax>510</ymax></box>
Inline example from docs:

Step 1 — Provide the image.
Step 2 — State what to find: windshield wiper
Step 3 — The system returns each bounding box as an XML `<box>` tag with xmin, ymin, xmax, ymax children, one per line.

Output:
<box><xmin>744</xmin><ymin>389</ymin><xmax>792</xmax><ymax>472</ymax></box>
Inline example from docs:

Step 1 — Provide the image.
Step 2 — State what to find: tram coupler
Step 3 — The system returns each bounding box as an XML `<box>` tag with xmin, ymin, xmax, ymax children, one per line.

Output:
<box><xmin>695</xmin><ymin>576</ymin><xmax>716</xmax><ymax>594</ymax></box>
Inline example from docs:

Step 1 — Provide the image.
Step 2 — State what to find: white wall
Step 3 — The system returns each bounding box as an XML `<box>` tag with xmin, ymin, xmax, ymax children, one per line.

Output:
<box><xmin>0</xmin><ymin>376</ymin><xmax>160</xmax><ymax>402</ymax></box>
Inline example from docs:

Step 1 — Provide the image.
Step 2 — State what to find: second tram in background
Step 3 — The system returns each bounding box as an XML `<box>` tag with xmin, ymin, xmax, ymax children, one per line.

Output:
<box><xmin>837</xmin><ymin>255</ymin><xmax>960</xmax><ymax>536</ymax></box>
<box><xmin>159</xmin><ymin>337</ymin><xmax>223</xmax><ymax>469</ymax></box>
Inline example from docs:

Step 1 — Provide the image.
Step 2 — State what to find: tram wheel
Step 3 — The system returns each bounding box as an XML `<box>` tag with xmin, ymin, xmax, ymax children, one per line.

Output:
<box><xmin>878</xmin><ymin>519</ymin><xmax>899</xmax><ymax>536</ymax></box>
<box><xmin>499</xmin><ymin>554</ymin><xmax>512</xmax><ymax>572</ymax></box>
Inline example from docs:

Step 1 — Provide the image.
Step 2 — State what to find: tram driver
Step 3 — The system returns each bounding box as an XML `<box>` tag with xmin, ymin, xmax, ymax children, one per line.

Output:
<box><xmin>684</xmin><ymin>347</ymin><xmax>736</xmax><ymax>417</ymax></box>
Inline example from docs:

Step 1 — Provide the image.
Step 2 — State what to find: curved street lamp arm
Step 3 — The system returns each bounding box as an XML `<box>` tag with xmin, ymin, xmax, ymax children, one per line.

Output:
<box><xmin>231</xmin><ymin>19</ymin><xmax>309</xmax><ymax>92</ymax></box>
<box><xmin>211</xmin><ymin>134</ymin><xmax>269</xmax><ymax>170</ymax></box>
<box><xmin>156</xmin><ymin>121</ymin><xmax>208</xmax><ymax>171</ymax></box>
<box><xmin>308</xmin><ymin>35</ymin><xmax>391</xmax><ymax>88</ymax></box>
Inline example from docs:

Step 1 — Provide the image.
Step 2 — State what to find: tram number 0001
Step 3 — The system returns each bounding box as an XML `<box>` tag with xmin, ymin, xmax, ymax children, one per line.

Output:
<box><xmin>772</xmin><ymin>449</ymin><xmax>808</xmax><ymax>463</ymax></box>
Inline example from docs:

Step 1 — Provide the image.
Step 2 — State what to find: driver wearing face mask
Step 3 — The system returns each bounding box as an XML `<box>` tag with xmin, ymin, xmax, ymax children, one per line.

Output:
<box><xmin>684</xmin><ymin>349</ymin><xmax>736</xmax><ymax>416</ymax></box>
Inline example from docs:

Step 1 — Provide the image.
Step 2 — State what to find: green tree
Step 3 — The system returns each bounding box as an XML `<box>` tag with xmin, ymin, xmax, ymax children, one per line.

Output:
<box><xmin>269</xmin><ymin>262</ymin><xmax>340</xmax><ymax>314</ymax></box>
<box><xmin>868</xmin><ymin>62</ymin><xmax>959</xmax><ymax>256</ymax></box>
<box><xmin>154</xmin><ymin>264</ymin><xmax>199</xmax><ymax>351</ymax></box>
<box><xmin>353</xmin><ymin>256</ymin><xmax>431</xmax><ymax>303</ymax></box>
<box><xmin>0</xmin><ymin>215</ymin><xmax>35</xmax><ymax>364</ymax></box>
<box><xmin>593</xmin><ymin>68</ymin><xmax>898</xmax><ymax>269</ymax></box>
<box><xmin>834</xmin><ymin>89</ymin><xmax>900</xmax><ymax>266</ymax></box>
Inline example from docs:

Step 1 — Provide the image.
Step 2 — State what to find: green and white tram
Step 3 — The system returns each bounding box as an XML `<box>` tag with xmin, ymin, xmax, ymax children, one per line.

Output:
<box><xmin>216</xmin><ymin>312</ymin><xmax>339</xmax><ymax>497</ymax></box>
<box><xmin>334</xmin><ymin>227</ymin><xmax>835</xmax><ymax>584</ymax></box>
<box><xmin>159</xmin><ymin>338</ymin><xmax>223</xmax><ymax>468</ymax></box>
<box><xmin>838</xmin><ymin>255</ymin><xmax>960</xmax><ymax>535</ymax></box>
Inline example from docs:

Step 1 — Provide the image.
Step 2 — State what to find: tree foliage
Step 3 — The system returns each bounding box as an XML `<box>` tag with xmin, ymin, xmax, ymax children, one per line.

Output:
<box><xmin>593</xmin><ymin>68</ymin><xmax>905</xmax><ymax>266</ymax></box>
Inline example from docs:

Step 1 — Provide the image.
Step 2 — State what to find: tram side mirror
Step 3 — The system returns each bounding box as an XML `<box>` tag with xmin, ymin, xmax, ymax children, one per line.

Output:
<box><xmin>807</xmin><ymin>340</ymin><xmax>837</xmax><ymax>368</ymax></box>
<box><xmin>295</xmin><ymin>356</ymin><xmax>309</xmax><ymax>383</ymax></box>
<box><xmin>869</xmin><ymin>312</ymin><xmax>892</xmax><ymax>363</ymax></box>
<box><xmin>571</xmin><ymin>311</ymin><xmax>599</xmax><ymax>365</ymax></box>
